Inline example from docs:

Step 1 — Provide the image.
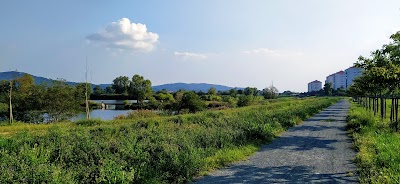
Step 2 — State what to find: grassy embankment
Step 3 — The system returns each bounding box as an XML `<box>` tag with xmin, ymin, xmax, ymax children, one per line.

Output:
<box><xmin>0</xmin><ymin>97</ymin><xmax>338</xmax><ymax>183</ymax></box>
<box><xmin>347</xmin><ymin>101</ymin><xmax>400</xmax><ymax>183</ymax></box>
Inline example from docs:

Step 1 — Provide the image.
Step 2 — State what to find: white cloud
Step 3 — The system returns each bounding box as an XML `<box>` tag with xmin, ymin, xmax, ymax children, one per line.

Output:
<box><xmin>242</xmin><ymin>48</ymin><xmax>305</xmax><ymax>59</ymax></box>
<box><xmin>174</xmin><ymin>52</ymin><xmax>207</xmax><ymax>59</ymax></box>
<box><xmin>242</xmin><ymin>48</ymin><xmax>281</xmax><ymax>56</ymax></box>
<box><xmin>87</xmin><ymin>18</ymin><xmax>159</xmax><ymax>52</ymax></box>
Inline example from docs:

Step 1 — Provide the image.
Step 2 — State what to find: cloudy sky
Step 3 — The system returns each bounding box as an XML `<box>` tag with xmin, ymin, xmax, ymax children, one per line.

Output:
<box><xmin>1</xmin><ymin>1</ymin><xmax>399</xmax><ymax>92</ymax></box>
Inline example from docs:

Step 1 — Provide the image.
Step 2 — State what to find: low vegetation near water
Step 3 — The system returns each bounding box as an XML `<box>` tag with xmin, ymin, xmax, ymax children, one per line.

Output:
<box><xmin>0</xmin><ymin>97</ymin><xmax>338</xmax><ymax>183</ymax></box>
<box><xmin>347</xmin><ymin>102</ymin><xmax>400</xmax><ymax>183</ymax></box>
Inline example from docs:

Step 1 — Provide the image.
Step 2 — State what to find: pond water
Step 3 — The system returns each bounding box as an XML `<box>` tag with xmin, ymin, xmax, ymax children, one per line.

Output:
<box><xmin>71</xmin><ymin>109</ymin><xmax>133</xmax><ymax>121</ymax></box>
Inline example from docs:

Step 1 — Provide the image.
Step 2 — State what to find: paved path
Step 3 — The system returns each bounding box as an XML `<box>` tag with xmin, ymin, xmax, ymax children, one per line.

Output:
<box><xmin>195</xmin><ymin>99</ymin><xmax>357</xmax><ymax>183</ymax></box>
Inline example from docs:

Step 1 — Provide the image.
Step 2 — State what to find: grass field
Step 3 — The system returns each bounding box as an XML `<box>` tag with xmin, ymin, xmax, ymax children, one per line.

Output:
<box><xmin>0</xmin><ymin>97</ymin><xmax>338</xmax><ymax>183</ymax></box>
<box><xmin>347</xmin><ymin>102</ymin><xmax>400</xmax><ymax>183</ymax></box>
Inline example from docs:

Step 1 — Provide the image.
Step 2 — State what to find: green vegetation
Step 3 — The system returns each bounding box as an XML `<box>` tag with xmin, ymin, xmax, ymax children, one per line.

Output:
<box><xmin>349</xmin><ymin>31</ymin><xmax>400</xmax><ymax>131</ymax></box>
<box><xmin>0</xmin><ymin>75</ymin><xmax>88</xmax><ymax>123</ymax></box>
<box><xmin>0</xmin><ymin>97</ymin><xmax>338</xmax><ymax>183</ymax></box>
<box><xmin>344</xmin><ymin>31</ymin><xmax>400</xmax><ymax>183</ymax></box>
<box><xmin>262</xmin><ymin>86</ymin><xmax>279</xmax><ymax>99</ymax></box>
<box><xmin>347</xmin><ymin>102</ymin><xmax>400</xmax><ymax>183</ymax></box>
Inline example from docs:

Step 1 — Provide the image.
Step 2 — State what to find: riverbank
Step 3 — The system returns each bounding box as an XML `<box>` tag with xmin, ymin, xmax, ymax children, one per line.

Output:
<box><xmin>0</xmin><ymin>97</ymin><xmax>338</xmax><ymax>183</ymax></box>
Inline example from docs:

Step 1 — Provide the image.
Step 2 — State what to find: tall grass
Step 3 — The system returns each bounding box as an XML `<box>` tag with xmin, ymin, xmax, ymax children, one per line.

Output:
<box><xmin>0</xmin><ymin>97</ymin><xmax>338</xmax><ymax>183</ymax></box>
<box><xmin>347</xmin><ymin>102</ymin><xmax>400</xmax><ymax>183</ymax></box>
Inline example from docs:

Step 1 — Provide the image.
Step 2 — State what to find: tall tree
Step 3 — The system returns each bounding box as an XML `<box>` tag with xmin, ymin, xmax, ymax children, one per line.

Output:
<box><xmin>323</xmin><ymin>83</ymin><xmax>333</xmax><ymax>96</ymax></box>
<box><xmin>93</xmin><ymin>85</ymin><xmax>103</xmax><ymax>95</ymax></box>
<box><xmin>105</xmin><ymin>86</ymin><xmax>114</xmax><ymax>94</ymax></box>
<box><xmin>85</xmin><ymin>60</ymin><xmax>90</xmax><ymax>120</ymax></box>
<box><xmin>44</xmin><ymin>81</ymin><xmax>80</xmax><ymax>122</ymax></box>
<box><xmin>180</xmin><ymin>91</ymin><xmax>205</xmax><ymax>113</ymax></box>
<box><xmin>229</xmin><ymin>88</ymin><xmax>238</xmax><ymax>97</ymax></box>
<box><xmin>263</xmin><ymin>86</ymin><xmax>279</xmax><ymax>99</ymax></box>
<box><xmin>129</xmin><ymin>74</ymin><xmax>152</xmax><ymax>108</ymax></box>
<box><xmin>9</xmin><ymin>79</ymin><xmax>13</xmax><ymax>124</ymax></box>
<box><xmin>207</xmin><ymin>87</ymin><xmax>217</xmax><ymax>95</ymax></box>
<box><xmin>112</xmin><ymin>76</ymin><xmax>130</xmax><ymax>94</ymax></box>
<box><xmin>244</xmin><ymin>87</ymin><xmax>258</xmax><ymax>96</ymax></box>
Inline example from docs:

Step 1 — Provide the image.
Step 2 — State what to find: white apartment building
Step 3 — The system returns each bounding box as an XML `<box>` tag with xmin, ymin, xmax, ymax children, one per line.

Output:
<box><xmin>345</xmin><ymin>66</ymin><xmax>362</xmax><ymax>89</ymax></box>
<box><xmin>308</xmin><ymin>80</ymin><xmax>322</xmax><ymax>92</ymax></box>
<box><xmin>326</xmin><ymin>74</ymin><xmax>334</xmax><ymax>87</ymax></box>
<box><xmin>325</xmin><ymin>71</ymin><xmax>346</xmax><ymax>90</ymax></box>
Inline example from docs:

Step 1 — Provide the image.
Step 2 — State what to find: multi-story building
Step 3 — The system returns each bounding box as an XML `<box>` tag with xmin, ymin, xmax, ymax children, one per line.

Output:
<box><xmin>325</xmin><ymin>71</ymin><xmax>346</xmax><ymax>90</ymax></box>
<box><xmin>345</xmin><ymin>66</ymin><xmax>363</xmax><ymax>89</ymax></box>
<box><xmin>325</xmin><ymin>74</ymin><xmax>334</xmax><ymax>87</ymax></box>
<box><xmin>308</xmin><ymin>80</ymin><xmax>322</xmax><ymax>92</ymax></box>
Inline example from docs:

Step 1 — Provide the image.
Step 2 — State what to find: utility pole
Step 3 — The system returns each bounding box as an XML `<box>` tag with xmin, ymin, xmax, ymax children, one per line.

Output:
<box><xmin>9</xmin><ymin>79</ymin><xmax>13</xmax><ymax>124</ymax></box>
<box><xmin>85</xmin><ymin>57</ymin><xmax>90</xmax><ymax>120</ymax></box>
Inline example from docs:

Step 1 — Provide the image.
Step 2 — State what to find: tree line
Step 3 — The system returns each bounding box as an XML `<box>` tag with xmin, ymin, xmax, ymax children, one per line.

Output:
<box><xmin>348</xmin><ymin>31</ymin><xmax>400</xmax><ymax>131</ymax></box>
<box><xmin>0</xmin><ymin>74</ymin><xmax>89</xmax><ymax>123</ymax></box>
<box><xmin>93</xmin><ymin>75</ymin><xmax>280</xmax><ymax>112</ymax></box>
<box><xmin>0</xmin><ymin>73</ymin><xmax>280</xmax><ymax>124</ymax></box>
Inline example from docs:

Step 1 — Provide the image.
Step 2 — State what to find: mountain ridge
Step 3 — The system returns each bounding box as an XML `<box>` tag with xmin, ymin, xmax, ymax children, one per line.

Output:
<box><xmin>0</xmin><ymin>71</ymin><xmax>242</xmax><ymax>92</ymax></box>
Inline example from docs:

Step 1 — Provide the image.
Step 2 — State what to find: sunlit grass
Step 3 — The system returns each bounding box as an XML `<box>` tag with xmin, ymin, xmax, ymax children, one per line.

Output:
<box><xmin>200</xmin><ymin>144</ymin><xmax>260</xmax><ymax>176</ymax></box>
<box><xmin>0</xmin><ymin>97</ymin><xmax>339</xmax><ymax>183</ymax></box>
<box><xmin>347</xmin><ymin>102</ymin><xmax>400</xmax><ymax>183</ymax></box>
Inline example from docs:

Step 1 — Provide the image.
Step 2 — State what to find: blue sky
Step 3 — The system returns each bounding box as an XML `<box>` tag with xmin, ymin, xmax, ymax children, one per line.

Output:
<box><xmin>1</xmin><ymin>0</ymin><xmax>400</xmax><ymax>92</ymax></box>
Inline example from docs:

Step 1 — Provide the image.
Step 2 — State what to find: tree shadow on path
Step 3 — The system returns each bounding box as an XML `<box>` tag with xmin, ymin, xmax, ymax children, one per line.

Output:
<box><xmin>196</xmin><ymin>165</ymin><xmax>357</xmax><ymax>184</ymax></box>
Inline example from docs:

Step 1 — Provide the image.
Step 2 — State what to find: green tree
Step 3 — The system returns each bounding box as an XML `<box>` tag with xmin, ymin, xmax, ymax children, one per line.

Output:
<box><xmin>15</xmin><ymin>74</ymin><xmax>34</xmax><ymax>93</ymax></box>
<box><xmin>155</xmin><ymin>89</ymin><xmax>175</xmax><ymax>103</ymax></box>
<box><xmin>237</xmin><ymin>95</ymin><xmax>253</xmax><ymax>107</ymax></box>
<box><xmin>180</xmin><ymin>91</ymin><xmax>205</xmax><ymax>113</ymax></box>
<box><xmin>207</xmin><ymin>87</ymin><xmax>217</xmax><ymax>95</ymax></box>
<box><xmin>263</xmin><ymin>86</ymin><xmax>279</xmax><ymax>99</ymax></box>
<box><xmin>335</xmin><ymin>87</ymin><xmax>346</xmax><ymax>96</ymax></box>
<box><xmin>0</xmin><ymin>102</ymin><xmax>7</xmax><ymax>119</ymax></box>
<box><xmin>229</xmin><ymin>88</ymin><xmax>238</xmax><ymax>97</ymax></box>
<box><xmin>244</xmin><ymin>87</ymin><xmax>258</xmax><ymax>96</ymax></box>
<box><xmin>129</xmin><ymin>74</ymin><xmax>152</xmax><ymax>108</ymax></box>
<box><xmin>44</xmin><ymin>81</ymin><xmax>81</xmax><ymax>122</ymax></box>
<box><xmin>93</xmin><ymin>85</ymin><xmax>103</xmax><ymax>95</ymax></box>
<box><xmin>323</xmin><ymin>83</ymin><xmax>333</xmax><ymax>96</ymax></box>
<box><xmin>75</xmin><ymin>83</ymin><xmax>92</xmax><ymax>103</ymax></box>
<box><xmin>112</xmin><ymin>76</ymin><xmax>130</xmax><ymax>94</ymax></box>
<box><xmin>13</xmin><ymin>74</ymin><xmax>44</xmax><ymax>122</ymax></box>
<box><xmin>105</xmin><ymin>86</ymin><xmax>114</xmax><ymax>94</ymax></box>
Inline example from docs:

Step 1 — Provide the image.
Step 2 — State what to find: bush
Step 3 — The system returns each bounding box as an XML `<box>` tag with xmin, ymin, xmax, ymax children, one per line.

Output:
<box><xmin>237</xmin><ymin>95</ymin><xmax>254</xmax><ymax>107</ymax></box>
<box><xmin>207</xmin><ymin>101</ymin><xmax>229</xmax><ymax>109</ymax></box>
<box><xmin>75</xmin><ymin>118</ymin><xmax>103</xmax><ymax>126</ymax></box>
<box><xmin>115</xmin><ymin>110</ymin><xmax>159</xmax><ymax>120</ymax></box>
<box><xmin>0</xmin><ymin>103</ymin><xmax>8</xmax><ymax>119</ymax></box>
<box><xmin>180</xmin><ymin>91</ymin><xmax>205</xmax><ymax>113</ymax></box>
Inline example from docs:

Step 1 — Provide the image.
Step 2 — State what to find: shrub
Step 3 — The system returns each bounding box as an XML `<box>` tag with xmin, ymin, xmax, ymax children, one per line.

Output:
<box><xmin>116</xmin><ymin>110</ymin><xmax>159</xmax><ymax>120</ymax></box>
<box><xmin>75</xmin><ymin>118</ymin><xmax>103</xmax><ymax>126</ymax></box>
<box><xmin>347</xmin><ymin>102</ymin><xmax>400</xmax><ymax>183</ymax></box>
<box><xmin>237</xmin><ymin>95</ymin><xmax>254</xmax><ymax>107</ymax></box>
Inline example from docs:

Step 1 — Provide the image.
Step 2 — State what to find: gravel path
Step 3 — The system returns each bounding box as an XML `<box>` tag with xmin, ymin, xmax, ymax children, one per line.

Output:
<box><xmin>195</xmin><ymin>99</ymin><xmax>357</xmax><ymax>183</ymax></box>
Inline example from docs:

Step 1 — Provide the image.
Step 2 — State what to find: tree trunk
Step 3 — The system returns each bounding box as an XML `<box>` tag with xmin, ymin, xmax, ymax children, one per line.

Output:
<box><xmin>382</xmin><ymin>97</ymin><xmax>384</xmax><ymax>119</ymax></box>
<box><xmin>85</xmin><ymin>83</ymin><xmax>90</xmax><ymax>120</ymax></box>
<box><xmin>9</xmin><ymin>80</ymin><xmax>13</xmax><ymax>124</ymax></box>
<box><xmin>85</xmin><ymin>58</ymin><xmax>90</xmax><ymax>120</ymax></box>
<box><xmin>391</xmin><ymin>97</ymin><xmax>394</xmax><ymax>123</ymax></box>
<box><xmin>396</xmin><ymin>98</ymin><xmax>399</xmax><ymax>132</ymax></box>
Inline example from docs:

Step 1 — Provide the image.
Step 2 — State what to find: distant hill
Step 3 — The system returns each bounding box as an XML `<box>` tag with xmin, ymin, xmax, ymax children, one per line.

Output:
<box><xmin>0</xmin><ymin>71</ymin><xmax>101</xmax><ymax>88</ymax></box>
<box><xmin>153</xmin><ymin>83</ymin><xmax>242</xmax><ymax>92</ymax></box>
<box><xmin>0</xmin><ymin>71</ymin><xmax>53</xmax><ymax>84</ymax></box>
<box><xmin>0</xmin><ymin>71</ymin><xmax>242</xmax><ymax>92</ymax></box>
